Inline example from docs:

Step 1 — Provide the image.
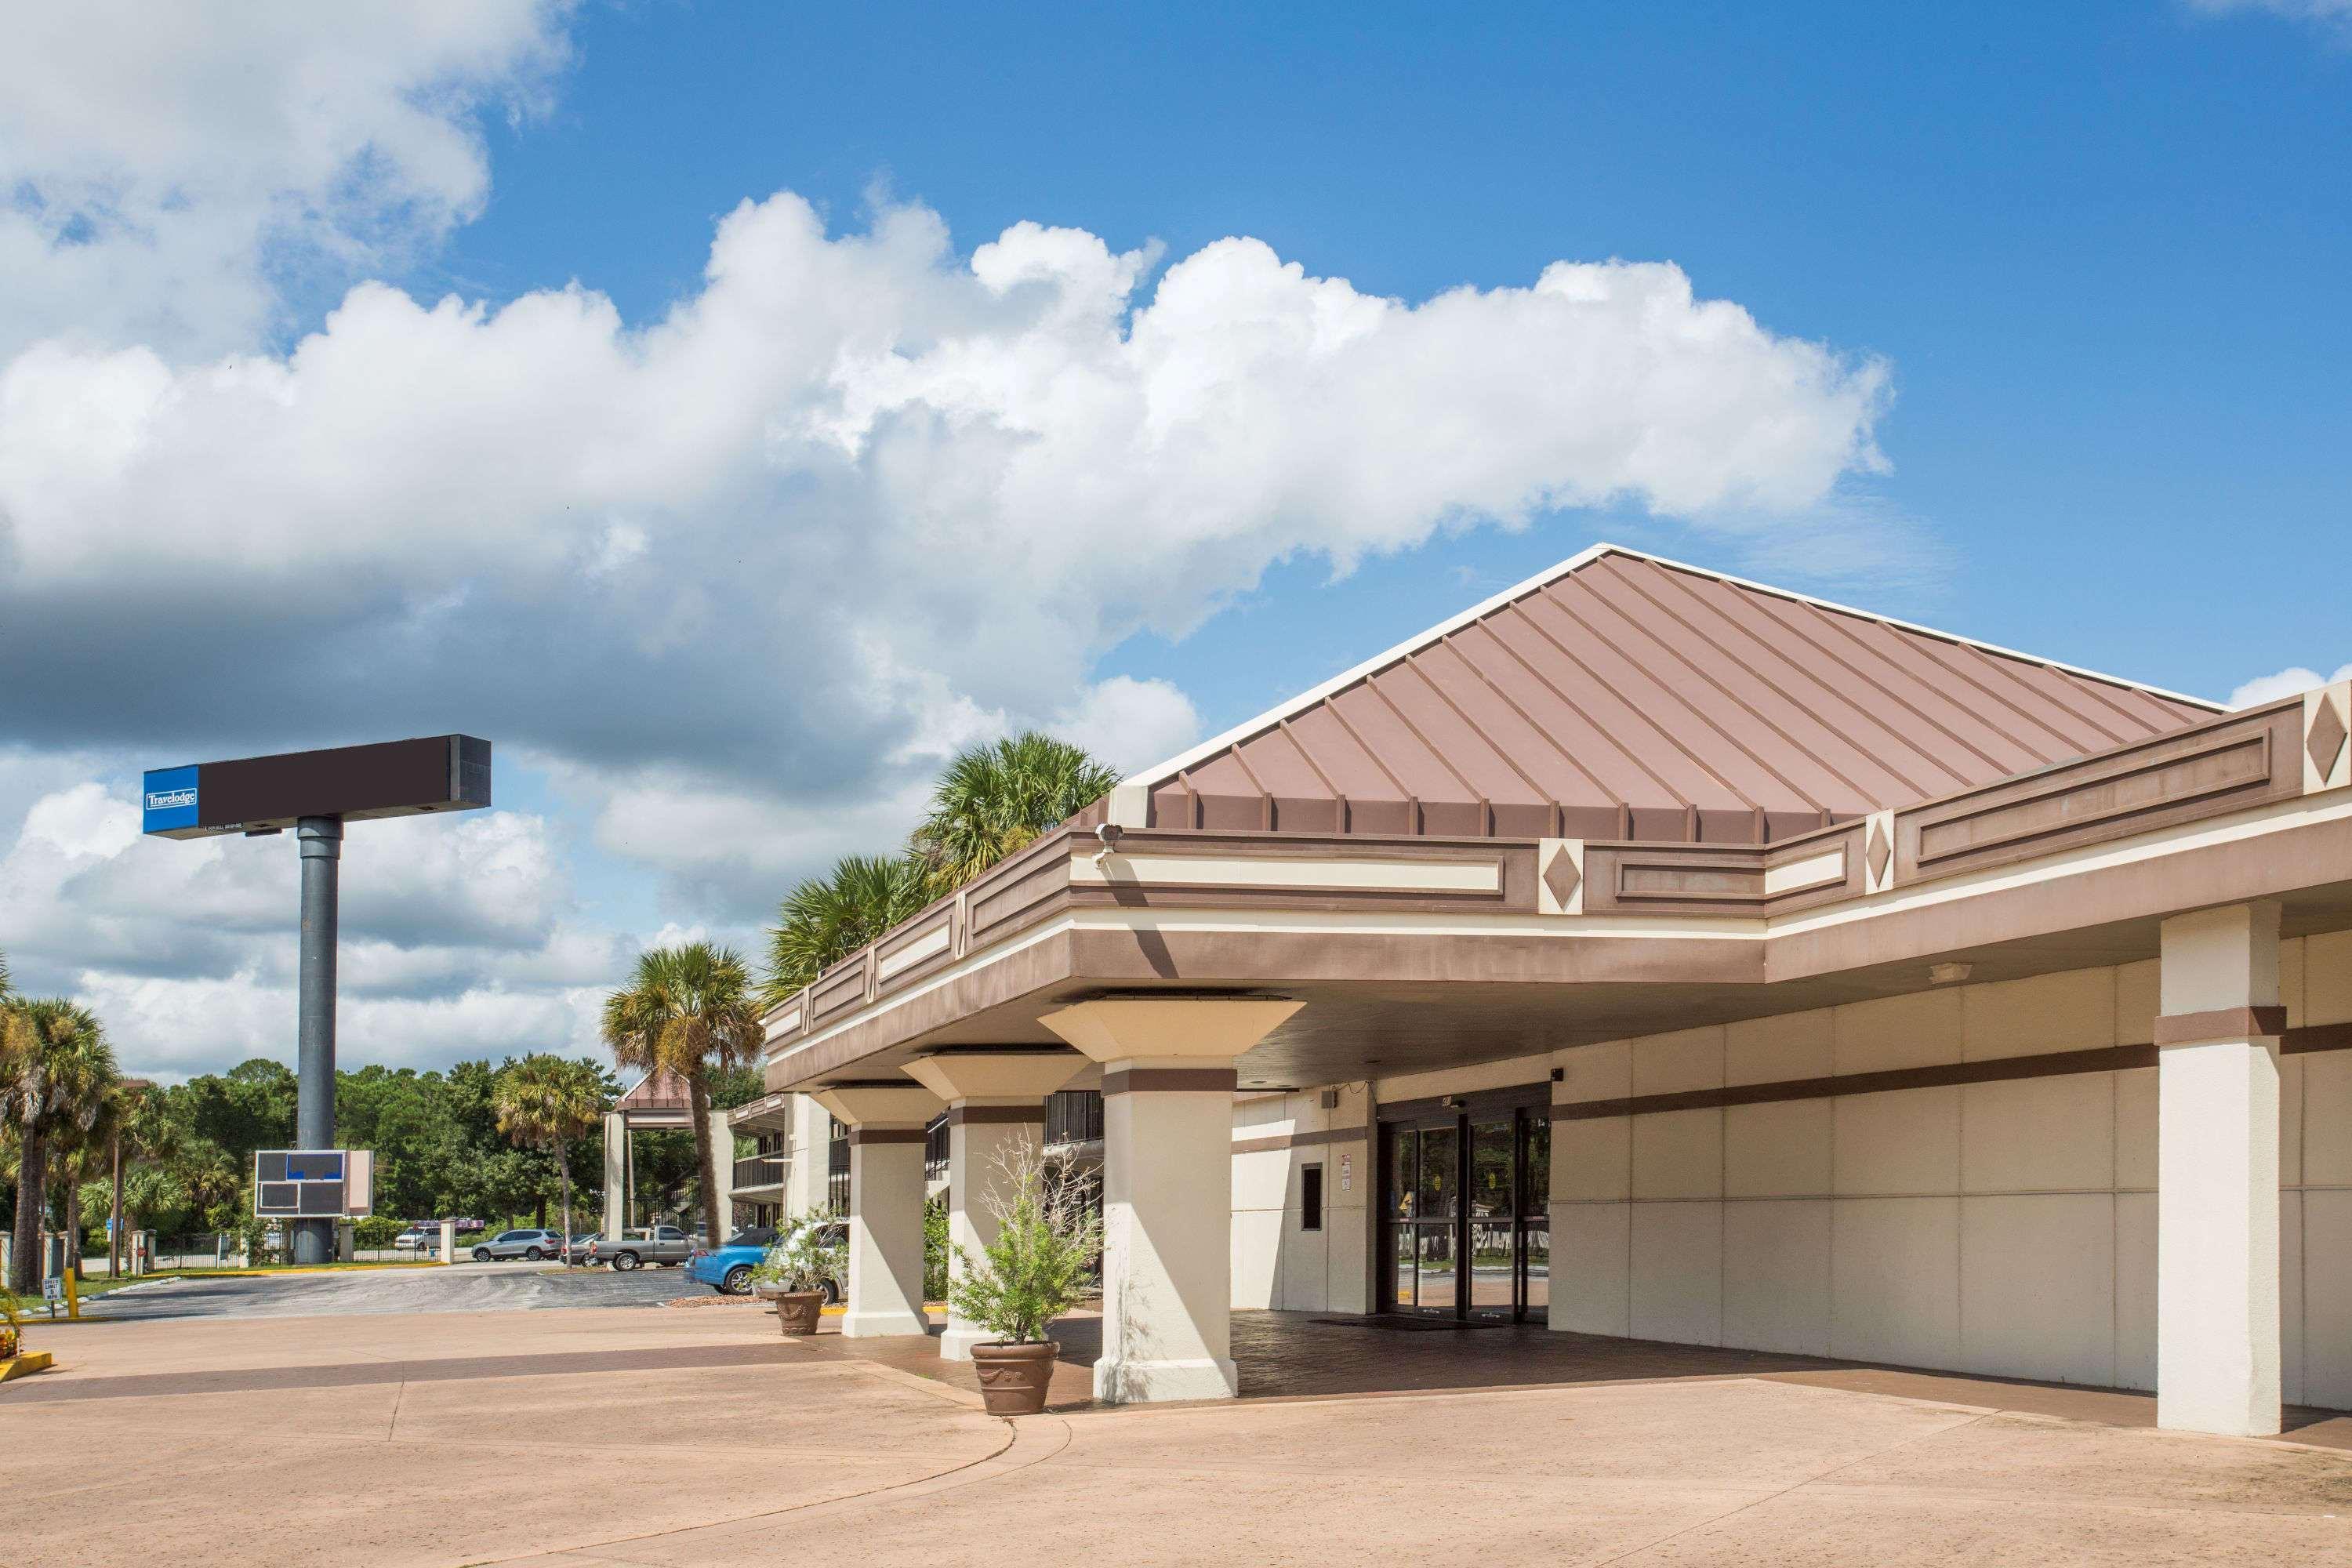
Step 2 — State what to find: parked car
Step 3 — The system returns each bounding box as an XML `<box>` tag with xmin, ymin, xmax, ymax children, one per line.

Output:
<box><xmin>686</xmin><ymin>1222</ymin><xmax>843</xmax><ymax>1299</ymax></box>
<box><xmin>583</xmin><ymin>1225</ymin><xmax>695</xmax><ymax>1271</ymax></box>
<box><xmin>470</xmin><ymin>1228</ymin><xmax>566</xmax><ymax>1262</ymax></box>
<box><xmin>561</xmin><ymin>1232</ymin><xmax>601</xmax><ymax>1266</ymax></box>
<box><xmin>393</xmin><ymin>1225</ymin><xmax>439</xmax><ymax>1253</ymax></box>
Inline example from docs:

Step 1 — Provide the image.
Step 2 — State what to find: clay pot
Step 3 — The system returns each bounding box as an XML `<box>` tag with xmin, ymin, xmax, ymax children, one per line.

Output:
<box><xmin>970</xmin><ymin>1339</ymin><xmax>1059</xmax><ymax>1415</ymax></box>
<box><xmin>756</xmin><ymin>1285</ymin><xmax>825</xmax><ymax>1335</ymax></box>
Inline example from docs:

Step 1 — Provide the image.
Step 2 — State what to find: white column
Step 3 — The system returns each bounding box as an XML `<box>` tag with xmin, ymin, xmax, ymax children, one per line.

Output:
<box><xmin>1043</xmin><ymin>997</ymin><xmax>1301</xmax><ymax>1404</ymax></box>
<box><xmin>903</xmin><ymin>1051</ymin><xmax>1087</xmax><ymax>1360</ymax></box>
<box><xmin>601</xmin><ymin>1111</ymin><xmax>626</xmax><ymax>1240</ymax></box>
<box><xmin>812</xmin><ymin>1083</ymin><xmax>944</xmax><ymax>1339</ymax></box>
<box><xmin>2157</xmin><ymin>900</ymin><xmax>2283</xmax><ymax>1437</ymax></box>
<box><xmin>708</xmin><ymin>1109</ymin><xmax>735</xmax><ymax>1235</ymax></box>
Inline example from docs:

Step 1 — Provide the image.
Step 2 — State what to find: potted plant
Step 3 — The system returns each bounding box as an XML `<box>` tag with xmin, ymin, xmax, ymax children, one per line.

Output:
<box><xmin>751</xmin><ymin>1210</ymin><xmax>844</xmax><ymax>1336</ymax></box>
<box><xmin>947</xmin><ymin>1145</ymin><xmax>1102</xmax><ymax>1415</ymax></box>
<box><xmin>0</xmin><ymin>1289</ymin><xmax>23</xmax><ymax>1362</ymax></box>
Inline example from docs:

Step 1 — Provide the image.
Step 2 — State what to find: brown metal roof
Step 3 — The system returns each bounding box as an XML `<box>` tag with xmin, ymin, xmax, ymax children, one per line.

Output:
<box><xmin>1126</xmin><ymin>544</ymin><xmax>2218</xmax><ymax>844</ymax></box>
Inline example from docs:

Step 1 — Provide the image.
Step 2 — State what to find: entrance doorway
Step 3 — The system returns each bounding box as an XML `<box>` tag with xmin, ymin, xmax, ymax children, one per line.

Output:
<box><xmin>1379</xmin><ymin>1097</ymin><xmax>1549</xmax><ymax>1323</ymax></box>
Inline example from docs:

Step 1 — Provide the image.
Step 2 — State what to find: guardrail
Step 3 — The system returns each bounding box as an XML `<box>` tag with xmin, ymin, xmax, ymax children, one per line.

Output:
<box><xmin>731</xmin><ymin>1154</ymin><xmax>786</xmax><ymax>1190</ymax></box>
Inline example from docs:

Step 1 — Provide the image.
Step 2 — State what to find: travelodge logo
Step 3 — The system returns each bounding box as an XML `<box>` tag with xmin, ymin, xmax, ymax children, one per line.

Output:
<box><xmin>140</xmin><ymin>764</ymin><xmax>201</xmax><ymax>834</ymax></box>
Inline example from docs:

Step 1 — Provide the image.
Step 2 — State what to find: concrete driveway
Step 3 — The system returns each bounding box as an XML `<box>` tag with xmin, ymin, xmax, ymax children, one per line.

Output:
<box><xmin>5</xmin><ymin>1305</ymin><xmax>2348</xmax><ymax>1566</ymax></box>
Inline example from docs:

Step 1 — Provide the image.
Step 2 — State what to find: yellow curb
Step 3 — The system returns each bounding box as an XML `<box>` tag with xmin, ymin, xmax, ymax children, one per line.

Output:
<box><xmin>0</xmin><ymin>1352</ymin><xmax>56</xmax><ymax>1384</ymax></box>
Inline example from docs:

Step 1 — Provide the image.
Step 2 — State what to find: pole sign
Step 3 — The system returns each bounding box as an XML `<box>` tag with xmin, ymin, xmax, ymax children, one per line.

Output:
<box><xmin>142</xmin><ymin>735</ymin><xmax>490</xmax><ymax>840</ymax></box>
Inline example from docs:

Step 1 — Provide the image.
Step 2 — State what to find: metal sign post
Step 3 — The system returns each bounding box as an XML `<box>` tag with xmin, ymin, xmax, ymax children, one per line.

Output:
<box><xmin>143</xmin><ymin>736</ymin><xmax>490</xmax><ymax>1267</ymax></box>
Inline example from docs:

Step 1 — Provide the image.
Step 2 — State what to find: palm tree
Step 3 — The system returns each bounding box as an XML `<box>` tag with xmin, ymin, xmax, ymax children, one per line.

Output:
<box><xmin>1</xmin><ymin>999</ymin><xmax>118</xmax><ymax>1292</ymax></box>
<box><xmin>493</xmin><ymin>1055</ymin><xmax>609</xmax><ymax>1243</ymax></box>
<box><xmin>601</xmin><ymin>946</ymin><xmax>762</xmax><ymax>1246</ymax></box>
<box><xmin>762</xmin><ymin>854</ymin><xmax>931</xmax><ymax>1006</ymax></box>
<box><xmin>909</xmin><ymin>732</ymin><xmax>1119</xmax><ymax>895</ymax></box>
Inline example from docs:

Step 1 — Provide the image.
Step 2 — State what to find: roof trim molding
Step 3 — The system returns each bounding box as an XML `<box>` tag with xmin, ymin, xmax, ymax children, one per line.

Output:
<box><xmin>1120</xmin><ymin>540</ymin><xmax>2223</xmax><ymax>796</ymax></box>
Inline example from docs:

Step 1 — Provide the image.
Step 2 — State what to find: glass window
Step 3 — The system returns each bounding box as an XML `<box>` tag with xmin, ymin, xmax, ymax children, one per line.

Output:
<box><xmin>1470</xmin><ymin>1221</ymin><xmax>1515</xmax><ymax>1314</ymax></box>
<box><xmin>1416</xmin><ymin>1126</ymin><xmax>1457</xmax><ymax>1219</ymax></box>
<box><xmin>1470</xmin><ymin>1120</ymin><xmax>1514</xmax><ymax>1218</ymax></box>
<box><xmin>1415</xmin><ymin>1226</ymin><xmax>1457</xmax><ymax>1312</ymax></box>
<box><xmin>1523</xmin><ymin>1224</ymin><xmax>1550</xmax><ymax>1314</ymax></box>
<box><xmin>1392</xmin><ymin>1225</ymin><xmax>1416</xmax><ymax>1309</ymax></box>
<box><xmin>1387</xmin><ymin>1128</ymin><xmax>1417</xmax><ymax>1219</ymax></box>
<box><xmin>1523</xmin><ymin>1116</ymin><xmax>1549</xmax><ymax>1219</ymax></box>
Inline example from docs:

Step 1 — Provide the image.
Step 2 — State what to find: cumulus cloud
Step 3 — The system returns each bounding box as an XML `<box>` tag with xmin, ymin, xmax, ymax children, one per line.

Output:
<box><xmin>0</xmin><ymin>12</ymin><xmax>1911</xmax><ymax>1077</ymax></box>
<box><xmin>0</xmin><ymin>779</ymin><xmax>636</xmax><ymax>1078</ymax></box>
<box><xmin>2228</xmin><ymin>662</ymin><xmax>2352</xmax><ymax>710</ymax></box>
<box><xmin>0</xmin><ymin>197</ymin><xmax>1893</xmax><ymax>899</ymax></box>
<box><xmin>0</xmin><ymin>0</ymin><xmax>571</xmax><ymax>360</ymax></box>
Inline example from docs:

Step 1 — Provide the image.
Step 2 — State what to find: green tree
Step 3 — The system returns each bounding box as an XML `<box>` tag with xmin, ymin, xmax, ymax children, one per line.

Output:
<box><xmin>492</xmin><ymin>1054</ymin><xmax>610</xmax><ymax>1242</ymax></box>
<box><xmin>762</xmin><ymin>854</ymin><xmax>931</xmax><ymax>1005</ymax></box>
<box><xmin>602</xmin><ymin>946</ymin><xmax>764</xmax><ymax>1243</ymax></box>
<box><xmin>1</xmin><ymin>1000</ymin><xmax>118</xmax><ymax>1292</ymax></box>
<box><xmin>909</xmin><ymin>731</ymin><xmax>1118</xmax><ymax>894</ymax></box>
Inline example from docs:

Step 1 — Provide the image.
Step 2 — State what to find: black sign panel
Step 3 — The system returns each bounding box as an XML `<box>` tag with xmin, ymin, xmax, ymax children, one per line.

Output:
<box><xmin>143</xmin><ymin>736</ymin><xmax>490</xmax><ymax>840</ymax></box>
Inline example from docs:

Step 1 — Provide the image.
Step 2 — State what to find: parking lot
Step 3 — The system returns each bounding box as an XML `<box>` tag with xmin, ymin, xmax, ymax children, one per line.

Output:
<box><xmin>74</xmin><ymin>1257</ymin><xmax>708</xmax><ymax>1321</ymax></box>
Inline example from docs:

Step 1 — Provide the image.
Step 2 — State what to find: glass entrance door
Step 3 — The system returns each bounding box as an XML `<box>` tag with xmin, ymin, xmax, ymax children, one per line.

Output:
<box><xmin>1381</xmin><ymin>1105</ymin><xmax>1549</xmax><ymax>1323</ymax></box>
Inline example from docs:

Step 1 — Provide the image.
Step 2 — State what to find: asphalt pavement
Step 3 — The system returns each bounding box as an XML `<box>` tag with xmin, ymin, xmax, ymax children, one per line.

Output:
<box><xmin>77</xmin><ymin>1258</ymin><xmax>707</xmax><ymax>1321</ymax></box>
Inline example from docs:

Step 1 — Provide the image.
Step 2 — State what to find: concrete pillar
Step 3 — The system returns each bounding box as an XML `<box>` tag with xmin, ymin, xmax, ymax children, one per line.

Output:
<box><xmin>602</xmin><ymin>1111</ymin><xmax>626</xmax><ymax>1240</ymax></box>
<box><xmin>812</xmin><ymin>1083</ymin><xmax>944</xmax><ymax>1339</ymax></box>
<box><xmin>2157</xmin><ymin>900</ymin><xmax>2284</xmax><ymax>1437</ymax></box>
<box><xmin>904</xmin><ymin>1051</ymin><xmax>1088</xmax><ymax>1359</ymax></box>
<box><xmin>708</xmin><ymin>1109</ymin><xmax>735</xmax><ymax>1236</ymax></box>
<box><xmin>1042</xmin><ymin>997</ymin><xmax>1301</xmax><ymax>1404</ymax></box>
<box><xmin>438</xmin><ymin>1218</ymin><xmax>456</xmax><ymax>1265</ymax></box>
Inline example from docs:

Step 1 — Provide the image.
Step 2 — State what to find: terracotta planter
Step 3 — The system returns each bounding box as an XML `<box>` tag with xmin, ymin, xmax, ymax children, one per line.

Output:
<box><xmin>970</xmin><ymin>1339</ymin><xmax>1059</xmax><ymax>1415</ymax></box>
<box><xmin>755</xmin><ymin>1285</ymin><xmax>825</xmax><ymax>1336</ymax></box>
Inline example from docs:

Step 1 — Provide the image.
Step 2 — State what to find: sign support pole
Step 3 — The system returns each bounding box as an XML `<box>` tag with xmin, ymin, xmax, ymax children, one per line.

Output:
<box><xmin>294</xmin><ymin>815</ymin><xmax>343</xmax><ymax>1266</ymax></box>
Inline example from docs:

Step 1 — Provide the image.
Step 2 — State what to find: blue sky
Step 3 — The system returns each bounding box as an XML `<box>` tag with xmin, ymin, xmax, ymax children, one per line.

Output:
<box><xmin>1</xmin><ymin>1</ymin><xmax>2346</xmax><ymax>1078</ymax></box>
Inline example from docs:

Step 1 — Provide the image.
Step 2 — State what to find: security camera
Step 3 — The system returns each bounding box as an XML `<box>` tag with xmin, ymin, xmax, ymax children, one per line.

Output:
<box><xmin>1092</xmin><ymin>821</ymin><xmax>1123</xmax><ymax>866</ymax></box>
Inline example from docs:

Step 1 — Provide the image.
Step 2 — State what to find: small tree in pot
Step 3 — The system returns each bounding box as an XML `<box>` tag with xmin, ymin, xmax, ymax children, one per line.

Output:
<box><xmin>751</xmin><ymin>1210</ymin><xmax>845</xmax><ymax>1336</ymax></box>
<box><xmin>948</xmin><ymin>1145</ymin><xmax>1101</xmax><ymax>1415</ymax></box>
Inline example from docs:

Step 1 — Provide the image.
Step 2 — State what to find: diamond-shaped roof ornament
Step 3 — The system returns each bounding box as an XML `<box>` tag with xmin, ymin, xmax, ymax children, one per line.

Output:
<box><xmin>1543</xmin><ymin>846</ymin><xmax>1581</xmax><ymax>908</ymax></box>
<box><xmin>2310</xmin><ymin>698</ymin><xmax>2347</xmax><ymax>782</ymax></box>
<box><xmin>1867</xmin><ymin>821</ymin><xmax>1893</xmax><ymax>884</ymax></box>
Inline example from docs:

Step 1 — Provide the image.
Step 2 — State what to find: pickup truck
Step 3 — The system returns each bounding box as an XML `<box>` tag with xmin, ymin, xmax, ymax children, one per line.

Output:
<box><xmin>585</xmin><ymin>1225</ymin><xmax>695</xmax><ymax>1271</ymax></box>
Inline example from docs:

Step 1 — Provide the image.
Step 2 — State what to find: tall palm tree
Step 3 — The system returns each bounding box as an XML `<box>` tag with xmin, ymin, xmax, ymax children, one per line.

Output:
<box><xmin>909</xmin><ymin>732</ymin><xmax>1120</xmax><ymax>895</ymax></box>
<box><xmin>601</xmin><ymin>946</ymin><xmax>762</xmax><ymax>1245</ymax></box>
<box><xmin>492</xmin><ymin>1054</ymin><xmax>609</xmax><ymax>1243</ymax></box>
<box><xmin>1</xmin><ymin>999</ymin><xmax>117</xmax><ymax>1292</ymax></box>
<box><xmin>762</xmin><ymin>854</ymin><xmax>931</xmax><ymax>1006</ymax></box>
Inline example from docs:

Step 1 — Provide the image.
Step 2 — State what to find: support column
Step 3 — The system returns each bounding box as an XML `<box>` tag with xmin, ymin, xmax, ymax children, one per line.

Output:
<box><xmin>903</xmin><ymin>1051</ymin><xmax>1087</xmax><ymax>1360</ymax></box>
<box><xmin>812</xmin><ymin>1083</ymin><xmax>944</xmax><ymax>1339</ymax></box>
<box><xmin>602</xmin><ymin>1112</ymin><xmax>626</xmax><ymax>1240</ymax></box>
<box><xmin>1042</xmin><ymin>996</ymin><xmax>1301</xmax><ymax>1404</ymax></box>
<box><xmin>708</xmin><ymin>1109</ymin><xmax>735</xmax><ymax>1236</ymax></box>
<box><xmin>2157</xmin><ymin>900</ymin><xmax>2284</xmax><ymax>1437</ymax></box>
<box><xmin>292</xmin><ymin>816</ymin><xmax>342</xmax><ymax>1267</ymax></box>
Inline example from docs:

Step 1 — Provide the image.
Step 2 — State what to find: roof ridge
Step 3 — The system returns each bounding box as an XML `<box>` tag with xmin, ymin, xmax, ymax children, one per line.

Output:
<box><xmin>1118</xmin><ymin>541</ymin><xmax>2220</xmax><ymax>796</ymax></box>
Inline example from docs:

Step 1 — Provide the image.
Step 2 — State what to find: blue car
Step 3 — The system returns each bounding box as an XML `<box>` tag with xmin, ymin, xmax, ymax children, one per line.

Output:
<box><xmin>686</xmin><ymin>1225</ymin><xmax>778</xmax><ymax>1295</ymax></box>
<box><xmin>686</xmin><ymin>1222</ymin><xmax>846</xmax><ymax>1298</ymax></box>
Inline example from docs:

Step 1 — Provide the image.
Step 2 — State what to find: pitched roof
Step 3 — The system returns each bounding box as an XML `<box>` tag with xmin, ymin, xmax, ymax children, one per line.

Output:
<box><xmin>615</xmin><ymin>1068</ymin><xmax>691</xmax><ymax>1113</ymax></box>
<box><xmin>1125</xmin><ymin>543</ymin><xmax>2218</xmax><ymax>844</ymax></box>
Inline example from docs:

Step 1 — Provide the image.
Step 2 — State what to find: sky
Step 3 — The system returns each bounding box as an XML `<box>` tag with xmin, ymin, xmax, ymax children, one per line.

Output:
<box><xmin>1</xmin><ymin>0</ymin><xmax>2347</xmax><ymax>1083</ymax></box>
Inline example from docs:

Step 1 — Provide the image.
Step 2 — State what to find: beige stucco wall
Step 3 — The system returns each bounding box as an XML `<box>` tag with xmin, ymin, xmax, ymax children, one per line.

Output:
<box><xmin>1229</xmin><ymin>1083</ymin><xmax>1371</xmax><ymax>1313</ymax></box>
<box><xmin>1541</xmin><ymin>933</ymin><xmax>2352</xmax><ymax>1404</ymax></box>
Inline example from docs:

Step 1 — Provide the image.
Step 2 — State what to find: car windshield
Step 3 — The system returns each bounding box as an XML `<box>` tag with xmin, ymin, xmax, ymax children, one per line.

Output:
<box><xmin>724</xmin><ymin>1228</ymin><xmax>776</xmax><ymax>1248</ymax></box>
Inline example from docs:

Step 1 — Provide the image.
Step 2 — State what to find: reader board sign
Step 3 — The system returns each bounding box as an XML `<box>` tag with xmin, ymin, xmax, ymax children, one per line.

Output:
<box><xmin>253</xmin><ymin>1149</ymin><xmax>374</xmax><ymax>1218</ymax></box>
<box><xmin>142</xmin><ymin>735</ymin><xmax>491</xmax><ymax>840</ymax></box>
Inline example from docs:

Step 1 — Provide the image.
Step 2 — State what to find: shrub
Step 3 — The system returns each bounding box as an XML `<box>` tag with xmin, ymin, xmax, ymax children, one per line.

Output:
<box><xmin>923</xmin><ymin>1191</ymin><xmax>949</xmax><ymax>1301</ymax></box>
<box><xmin>751</xmin><ymin>1210</ymin><xmax>847</xmax><ymax>1294</ymax></box>
<box><xmin>946</xmin><ymin>1144</ymin><xmax>1101</xmax><ymax>1345</ymax></box>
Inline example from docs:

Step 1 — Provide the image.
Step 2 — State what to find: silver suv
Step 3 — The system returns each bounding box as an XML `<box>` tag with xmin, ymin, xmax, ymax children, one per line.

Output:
<box><xmin>470</xmin><ymin>1228</ymin><xmax>565</xmax><ymax>1261</ymax></box>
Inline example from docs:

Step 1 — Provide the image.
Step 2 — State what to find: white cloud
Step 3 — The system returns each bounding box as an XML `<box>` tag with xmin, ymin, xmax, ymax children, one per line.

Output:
<box><xmin>0</xmin><ymin>13</ymin><xmax>1914</xmax><ymax>1077</ymax></box>
<box><xmin>0</xmin><ymin>195</ymin><xmax>1895</xmax><ymax>909</ymax></box>
<box><xmin>0</xmin><ymin>0</ymin><xmax>571</xmax><ymax>359</ymax></box>
<box><xmin>2228</xmin><ymin>662</ymin><xmax>2352</xmax><ymax>710</ymax></box>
